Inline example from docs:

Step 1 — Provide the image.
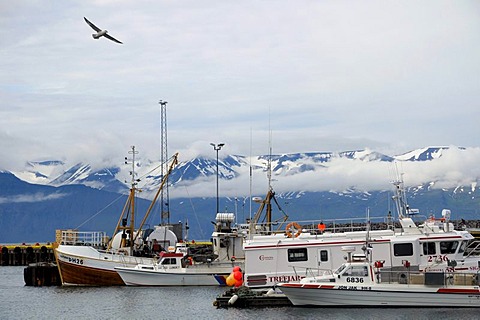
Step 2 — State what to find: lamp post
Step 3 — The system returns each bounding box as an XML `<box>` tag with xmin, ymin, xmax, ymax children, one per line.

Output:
<box><xmin>210</xmin><ymin>143</ymin><xmax>225</xmax><ymax>214</ymax></box>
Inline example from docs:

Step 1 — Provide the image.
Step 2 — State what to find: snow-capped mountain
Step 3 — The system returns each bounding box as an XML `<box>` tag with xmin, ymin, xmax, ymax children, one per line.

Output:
<box><xmin>395</xmin><ymin>146</ymin><xmax>465</xmax><ymax>161</ymax></box>
<box><xmin>1</xmin><ymin>146</ymin><xmax>480</xmax><ymax>243</ymax></box>
<box><xmin>8</xmin><ymin>146</ymin><xmax>478</xmax><ymax>197</ymax></box>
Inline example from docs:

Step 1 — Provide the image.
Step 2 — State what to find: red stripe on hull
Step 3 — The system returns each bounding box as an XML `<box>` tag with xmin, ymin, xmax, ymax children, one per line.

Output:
<box><xmin>437</xmin><ymin>288</ymin><xmax>480</xmax><ymax>294</ymax></box>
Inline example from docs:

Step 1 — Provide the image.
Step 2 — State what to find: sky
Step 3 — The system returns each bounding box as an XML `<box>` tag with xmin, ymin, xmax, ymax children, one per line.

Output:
<box><xmin>1</xmin><ymin>0</ymin><xmax>480</xmax><ymax>173</ymax></box>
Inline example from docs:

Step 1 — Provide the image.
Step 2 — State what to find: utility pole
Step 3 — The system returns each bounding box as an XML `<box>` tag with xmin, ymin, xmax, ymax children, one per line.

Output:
<box><xmin>210</xmin><ymin>143</ymin><xmax>224</xmax><ymax>214</ymax></box>
<box><xmin>159</xmin><ymin>100</ymin><xmax>169</xmax><ymax>224</ymax></box>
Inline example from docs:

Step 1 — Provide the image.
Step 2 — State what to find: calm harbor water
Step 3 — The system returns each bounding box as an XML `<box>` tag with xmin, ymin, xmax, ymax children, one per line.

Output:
<box><xmin>1</xmin><ymin>266</ymin><xmax>479</xmax><ymax>320</ymax></box>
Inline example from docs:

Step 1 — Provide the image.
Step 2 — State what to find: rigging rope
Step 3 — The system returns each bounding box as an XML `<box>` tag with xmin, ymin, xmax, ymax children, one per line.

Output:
<box><xmin>75</xmin><ymin>193</ymin><xmax>125</xmax><ymax>229</ymax></box>
<box><xmin>74</xmin><ymin>154</ymin><xmax>176</xmax><ymax>231</ymax></box>
<box><xmin>183</xmin><ymin>185</ymin><xmax>205</xmax><ymax>240</ymax></box>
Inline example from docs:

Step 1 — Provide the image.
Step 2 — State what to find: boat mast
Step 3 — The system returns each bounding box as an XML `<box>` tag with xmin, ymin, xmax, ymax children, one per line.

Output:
<box><xmin>363</xmin><ymin>207</ymin><xmax>372</xmax><ymax>262</ymax></box>
<box><xmin>133</xmin><ymin>153</ymin><xmax>179</xmax><ymax>244</ymax></box>
<box><xmin>108</xmin><ymin>146</ymin><xmax>139</xmax><ymax>253</ymax></box>
<box><xmin>127</xmin><ymin>146</ymin><xmax>138</xmax><ymax>252</ymax></box>
<box><xmin>392</xmin><ymin>175</ymin><xmax>410</xmax><ymax>219</ymax></box>
<box><xmin>248</xmin><ymin>127</ymin><xmax>288</xmax><ymax>235</ymax></box>
<box><xmin>266</xmin><ymin>127</ymin><xmax>273</xmax><ymax>232</ymax></box>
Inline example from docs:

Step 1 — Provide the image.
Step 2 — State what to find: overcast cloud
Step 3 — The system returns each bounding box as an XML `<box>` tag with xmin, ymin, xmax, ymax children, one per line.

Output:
<box><xmin>1</xmin><ymin>1</ymin><xmax>479</xmax><ymax>173</ymax></box>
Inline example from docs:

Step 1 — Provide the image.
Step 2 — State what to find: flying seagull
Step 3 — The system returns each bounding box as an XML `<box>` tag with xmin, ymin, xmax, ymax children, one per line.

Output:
<box><xmin>84</xmin><ymin>17</ymin><xmax>123</xmax><ymax>44</ymax></box>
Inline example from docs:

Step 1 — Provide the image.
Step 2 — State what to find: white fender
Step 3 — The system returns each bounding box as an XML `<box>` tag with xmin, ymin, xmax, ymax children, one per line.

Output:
<box><xmin>228</xmin><ymin>294</ymin><xmax>239</xmax><ymax>305</ymax></box>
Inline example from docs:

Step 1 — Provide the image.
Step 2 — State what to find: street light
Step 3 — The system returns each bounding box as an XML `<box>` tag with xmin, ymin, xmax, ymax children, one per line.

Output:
<box><xmin>210</xmin><ymin>143</ymin><xmax>225</xmax><ymax>214</ymax></box>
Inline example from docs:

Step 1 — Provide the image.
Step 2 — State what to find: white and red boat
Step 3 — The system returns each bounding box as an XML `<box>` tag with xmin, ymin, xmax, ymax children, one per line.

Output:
<box><xmin>278</xmin><ymin>246</ymin><xmax>480</xmax><ymax>307</ymax></box>
<box><xmin>243</xmin><ymin>180</ymin><xmax>480</xmax><ymax>288</ymax></box>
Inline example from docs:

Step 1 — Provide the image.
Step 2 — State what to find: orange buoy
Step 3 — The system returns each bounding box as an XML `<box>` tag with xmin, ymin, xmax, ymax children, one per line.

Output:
<box><xmin>318</xmin><ymin>222</ymin><xmax>326</xmax><ymax>232</ymax></box>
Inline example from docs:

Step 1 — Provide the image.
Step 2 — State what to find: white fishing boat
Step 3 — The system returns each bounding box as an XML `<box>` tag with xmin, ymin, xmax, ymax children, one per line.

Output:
<box><xmin>243</xmin><ymin>180</ymin><xmax>480</xmax><ymax>288</ymax></box>
<box><xmin>114</xmin><ymin>211</ymin><xmax>245</xmax><ymax>286</ymax></box>
<box><xmin>115</xmin><ymin>250</ymin><xmax>240</xmax><ymax>286</ymax></box>
<box><xmin>278</xmin><ymin>246</ymin><xmax>480</xmax><ymax>307</ymax></box>
<box><xmin>54</xmin><ymin>149</ymin><xmax>180</xmax><ymax>286</ymax></box>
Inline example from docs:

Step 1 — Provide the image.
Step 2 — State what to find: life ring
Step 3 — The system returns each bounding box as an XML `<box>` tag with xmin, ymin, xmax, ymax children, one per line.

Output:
<box><xmin>285</xmin><ymin>222</ymin><xmax>302</xmax><ymax>238</ymax></box>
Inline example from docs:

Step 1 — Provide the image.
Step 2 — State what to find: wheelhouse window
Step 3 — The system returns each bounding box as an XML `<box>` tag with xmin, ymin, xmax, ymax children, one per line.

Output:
<box><xmin>394</xmin><ymin>243</ymin><xmax>413</xmax><ymax>256</ymax></box>
<box><xmin>440</xmin><ymin>241</ymin><xmax>458</xmax><ymax>254</ymax></box>
<box><xmin>342</xmin><ymin>266</ymin><xmax>368</xmax><ymax>277</ymax></box>
<box><xmin>459</xmin><ymin>241</ymin><xmax>467</xmax><ymax>254</ymax></box>
<box><xmin>287</xmin><ymin>248</ymin><xmax>308</xmax><ymax>262</ymax></box>
<box><xmin>335</xmin><ymin>264</ymin><xmax>347</xmax><ymax>274</ymax></box>
<box><xmin>161</xmin><ymin>258</ymin><xmax>176</xmax><ymax>265</ymax></box>
<box><xmin>422</xmin><ymin>242</ymin><xmax>436</xmax><ymax>255</ymax></box>
<box><xmin>320</xmin><ymin>250</ymin><xmax>328</xmax><ymax>262</ymax></box>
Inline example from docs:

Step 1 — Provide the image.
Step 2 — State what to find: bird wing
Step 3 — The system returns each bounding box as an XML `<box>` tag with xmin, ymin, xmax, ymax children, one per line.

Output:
<box><xmin>104</xmin><ymin>33</ymin><xmax>123</xmax><ymax>44</ymax></box>
<box><xmin>84</xmin><ymin>17</ymin><xmax>101</xmax><ymax>32</ymax></box>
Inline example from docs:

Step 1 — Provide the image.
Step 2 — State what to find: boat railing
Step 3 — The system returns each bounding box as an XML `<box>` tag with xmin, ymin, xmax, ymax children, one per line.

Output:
<box><xmin>464</xmin><ymin>239</ymin><xmax>480</xmax><ymax>258</ymax></box>
<box><xmin>58</xmin><ymin>230</ymin><xmax>108</xmax><ymax>248</ymax></box>
<box><xmin>288</xmin><ymin>265</ymin><xmax>480</xmax><ymax>287</ymax></box>
<box><xmin>249</xmin><ymin>216</ymin><xmax>394</xmax><ymax>236</ymax></box>
<box><xmin>114</xmin><ymin>252</ymin><xmax>159</xmax><ymax>266</ymax></box>
<box><xmin>378</xmin><ymin>269</ymin><xmax>480</xmax><ymax>287</ymax></box>
<box><xmin>290</xmin><ymin>265</ymin><xmax>334</xmax><ymax>279</ymax></box>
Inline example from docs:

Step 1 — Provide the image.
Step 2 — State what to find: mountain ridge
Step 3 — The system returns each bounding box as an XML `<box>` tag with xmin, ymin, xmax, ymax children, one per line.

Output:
<box><xmin>1</xmin><ymin>146</ymin><xmax>479</xmax><ymax>243</ymax></box>
<box><xmin>8</xmin><ymin>146</ymin><xmax>476</xmax><ymax>196</ymax></box>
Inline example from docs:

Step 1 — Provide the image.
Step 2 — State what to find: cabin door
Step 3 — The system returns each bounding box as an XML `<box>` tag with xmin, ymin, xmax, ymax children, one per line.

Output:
<box><xmin>317</xmin><ymin>248</ymin><xmax>333</xmax><ymax>270</ymax></box>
